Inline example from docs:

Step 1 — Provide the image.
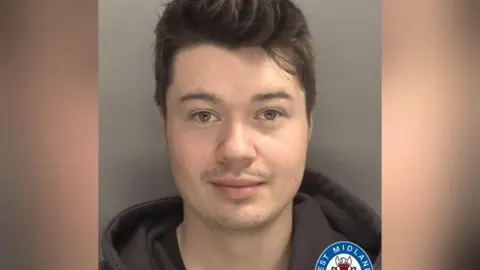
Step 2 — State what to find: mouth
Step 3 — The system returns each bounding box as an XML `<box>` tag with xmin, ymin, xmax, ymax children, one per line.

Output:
<box><xmin>210</xmin><ymin>179</ymin><xmax>265</xmax><ymax>200</ymax></box>
<box><xmin>211</xmin><ymin>178</ymin><xmax>265</xmax><ymax>188</ymax></box>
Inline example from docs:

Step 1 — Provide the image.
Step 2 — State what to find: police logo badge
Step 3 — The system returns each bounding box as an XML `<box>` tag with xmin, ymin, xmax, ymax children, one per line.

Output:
<box><xmin>315</xmin><ymin>241</ymin><xmax>373</xmax><ymax>270</ymax></box>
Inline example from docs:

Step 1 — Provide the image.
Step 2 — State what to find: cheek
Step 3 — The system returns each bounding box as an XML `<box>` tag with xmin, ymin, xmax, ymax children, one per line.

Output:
<box><xmin>258</xmin><ymin>124</ymin><xmax>309</xmax><ymax>178</ymax></box>
<box><xmin>261</xmin><ymin>121</ymin><xmax>309</xmax><ymax>157</ymax></box>
<box><xmin>166</xmin><ymin>123</ymin><xmax>215</xmax><ymax>175</ymax></box>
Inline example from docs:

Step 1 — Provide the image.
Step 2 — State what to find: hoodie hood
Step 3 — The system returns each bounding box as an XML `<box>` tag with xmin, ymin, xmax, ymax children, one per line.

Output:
<box><xmin>101</xmin><ymin>168</ymin><xmax>381</xmax><ymax>270</ymax></box>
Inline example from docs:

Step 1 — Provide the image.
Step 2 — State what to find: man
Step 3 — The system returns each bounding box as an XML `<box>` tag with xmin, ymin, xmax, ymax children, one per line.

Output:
<box><xmin>100</xmin><ymin>0</ymin><xmax>381</xmax><ymax>269</ymax></box>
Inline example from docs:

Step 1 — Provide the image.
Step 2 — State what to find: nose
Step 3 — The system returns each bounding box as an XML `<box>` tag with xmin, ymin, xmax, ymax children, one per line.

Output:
<box><xmin>216</xmin><ymin>122</ymin><xmax>256</xmax><ymax>168</ymax></box>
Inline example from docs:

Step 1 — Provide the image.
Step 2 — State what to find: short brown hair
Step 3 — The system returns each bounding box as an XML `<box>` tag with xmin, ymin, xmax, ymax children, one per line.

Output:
<box><xmin>154</xmin><ymin>0</ymin><xmax>316</xmax><ymax>119</ymax></box>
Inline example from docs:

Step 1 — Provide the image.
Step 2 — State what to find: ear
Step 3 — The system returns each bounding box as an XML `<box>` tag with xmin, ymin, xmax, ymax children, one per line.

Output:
<box><xmin>158</xmin><ymin>105</ymin><xmax>167</xmax><ymax>135</ymax></box>
<box><xmin>308</xmin><ymin>109</ymin><xmax>314</xmax><ymax>141</ymax></box>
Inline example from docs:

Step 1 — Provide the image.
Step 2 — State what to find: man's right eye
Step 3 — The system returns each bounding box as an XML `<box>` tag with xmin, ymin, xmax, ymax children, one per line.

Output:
<box><xmin>190</xmin><ymin>111</ymin><xmax>220</xmax><ymax>123</ymax></box>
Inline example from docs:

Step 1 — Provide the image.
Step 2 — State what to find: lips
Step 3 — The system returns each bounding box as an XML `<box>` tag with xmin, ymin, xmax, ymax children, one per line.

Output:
<box><xmin>210</xmin><ymin>178</ymin><xmax>265</xmax><ymax>200</ymax></box>
<box><xmin>210</xmin><ymin>178</ymin><xmax>264</xmax><ymax>188</ymax></box>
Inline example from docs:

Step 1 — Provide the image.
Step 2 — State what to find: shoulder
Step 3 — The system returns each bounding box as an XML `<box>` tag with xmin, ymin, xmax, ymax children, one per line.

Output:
<box><xmin>373</xmin><ymin>252</ymin><xmax>382</xmax><ymax>269</ymax></box>
<box><xmin>99</xmin><ymin>260</ymin><xmax>110</xmax><ymax>270</ymax></box>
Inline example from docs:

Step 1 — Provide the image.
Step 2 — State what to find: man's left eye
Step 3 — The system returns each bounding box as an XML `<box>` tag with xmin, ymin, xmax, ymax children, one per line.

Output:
<box><xmin>256</xmin><ymin>109</ymin><xmax>283</xmax><ymax>121</ymax></box>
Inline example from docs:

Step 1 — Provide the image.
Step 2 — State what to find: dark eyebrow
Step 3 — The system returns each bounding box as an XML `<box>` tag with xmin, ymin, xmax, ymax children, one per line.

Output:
<box><xmin>178</xmin><ymin>92</ymin><xmax>222</xmax><ymax>104</ymax></box>
<box><xmin>178</xmin><ymin>90</ymin><xmax>293</xmax><ymax>105</ymax></box>
<box><xmin>251</xmin><ymin>91</ymin><xmax>293</xmax><ymax>103</ymax></box>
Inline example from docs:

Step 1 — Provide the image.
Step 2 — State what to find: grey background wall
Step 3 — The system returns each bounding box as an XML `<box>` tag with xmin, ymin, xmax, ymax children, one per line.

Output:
<box><xmin>99</xmin><ymin>0</ymin><xmax>381</xmax><ymax>245</ymax></box>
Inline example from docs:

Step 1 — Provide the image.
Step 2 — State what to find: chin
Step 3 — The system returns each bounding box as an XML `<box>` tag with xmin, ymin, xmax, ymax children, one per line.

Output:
<box><xmin>215</xmin><ymin>216</ymin><xmax>271</xmax><ymax>232</ymax></box>
<box><xmin>213</xmin><ymin>205</ymin><xmax>284</xmax><ymax>231</ymax></box>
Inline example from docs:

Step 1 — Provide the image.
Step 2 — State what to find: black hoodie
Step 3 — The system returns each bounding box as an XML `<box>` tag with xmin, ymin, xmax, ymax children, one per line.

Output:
<box><xmin>100</xmin><ymin>168</ymin><xmax>381</xmax><ymax>270</ymax></box>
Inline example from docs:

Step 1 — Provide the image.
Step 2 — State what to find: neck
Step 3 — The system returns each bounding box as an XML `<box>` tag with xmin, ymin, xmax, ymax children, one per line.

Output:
<box><xmin>177</xmin><ymin>204</ymin><xmax>293</xmax><ymax>270</ymax></box>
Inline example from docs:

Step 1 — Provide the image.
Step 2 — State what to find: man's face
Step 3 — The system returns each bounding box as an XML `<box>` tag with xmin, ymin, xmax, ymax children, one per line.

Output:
<box><xmin>165</xmin><ymin>44</ymin><xmax>311</xmax><ymax>231</ymax></box>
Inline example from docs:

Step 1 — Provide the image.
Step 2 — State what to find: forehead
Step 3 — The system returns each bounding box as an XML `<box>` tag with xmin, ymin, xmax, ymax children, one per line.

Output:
<box><xmin>169</xmin><ymin>44</ymin><xmax>303</xmax><ymax>101</ymax></box>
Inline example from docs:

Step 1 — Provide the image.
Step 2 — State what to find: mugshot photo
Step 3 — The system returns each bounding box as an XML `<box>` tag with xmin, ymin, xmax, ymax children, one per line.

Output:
<box><xmin>99</xmin><ymin>0</ymin><xmax>381</xmax><ymax>269</ymax></box>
